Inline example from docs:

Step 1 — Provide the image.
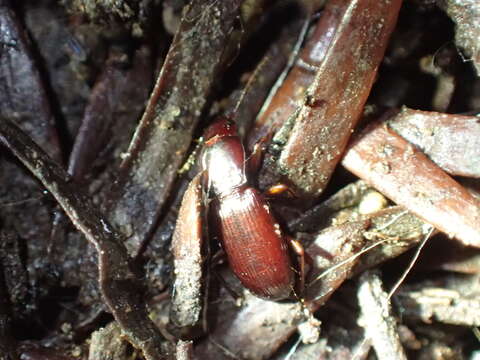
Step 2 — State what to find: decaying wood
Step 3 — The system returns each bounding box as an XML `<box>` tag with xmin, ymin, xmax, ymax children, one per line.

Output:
<box><xmin>342</xmin><ymin>120</ymin><xmax>480</xmax><ymax>247</ymax></box>
<box><xmin>169</xmin><ymin>174</ymin><xmax>208</xmax><ymax>338</ymax></box>
<box><xmin>271</xmin><ymin>326</ymin><xmax>369</xmax><ymax>360</ymax></box>
<box><xmin>395</xmin><ymin>274</ymin><xmax>480</xmax><ymax>327</ymax></box>
<box><xmin>357</xmin><ymin>271</ymin><xmax>407</xmax><ymax>360</ymax></box>
<box><xmin>88</xmin><ymin>322</ymin><xmax>130</xmax><ymax>360</ymax></box>
<box><xmin>388</xmin><ymin>107</ymin><xmax>480</xmax><ymax>178</ymax></box>
<box><xmin>176</xmin><ymin>340</ymin><xmax>193</xmax><ymax>360</ymax></box>
<box><xmin>261</xmin><ymin>0</ymin><xmax>403</xmax><ymax>199</ymax></box>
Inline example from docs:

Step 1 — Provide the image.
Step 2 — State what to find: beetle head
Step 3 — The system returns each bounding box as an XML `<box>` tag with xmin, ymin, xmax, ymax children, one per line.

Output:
<box><xmin>204</xmin><ymin>117</ymin><xmax>237</xmax><ymax>146</ymax></box>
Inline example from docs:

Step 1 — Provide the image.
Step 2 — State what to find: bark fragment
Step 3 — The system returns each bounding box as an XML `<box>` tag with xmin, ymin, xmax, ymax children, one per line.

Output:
<box><xmin>264</xmin><ymin>0</ymin><xmax>403</xmax><ymax>199</ymax></box>
<box><xmin>342</xmin><ymin>120</ymin><xmax>480</xmax><ymax>247</ymax></box>
<box><xmin>357</xmin><ymin>271</ymin><xmax>407</xmax><ymax>360</ymax></box>
<box><xmin>395</xmin><ymin>274</ymin><xmax>480</xmax><ymax>327</ymax></box>
<box><xmin>88</xmin><ymin>322</ymin><xmax>131</xmax><ymax>360</ymax></box>
<box><xmin>388</xmin><ymin>107</ymin><xmax>480</xmax><ymax>178</ymax></box>
<box><xmin>169</xmin><ymin>174</ymin><xmax>208</xmax><ymax>338</ymax></box>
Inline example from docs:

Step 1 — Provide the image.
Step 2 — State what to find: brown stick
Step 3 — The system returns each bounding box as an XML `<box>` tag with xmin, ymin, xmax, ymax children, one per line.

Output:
<box><xmin>264</xmin><ymin>0</ymin><xmax>403</xmax><ymax>199</ymax></box>
<box><xmin>342</xmin><ymin>121</ymin><xmax>480</xmax><ymax>247</ymax></box>
<box><xmin>0</xmin><ymin>0</ymin><xmax>61</xmax><ymax>160</ymax></box>
<box><xmin>357</xmin><ymin>271</ymin><xmax>407</xmax><ymax>360</ymax></box>
<box><xmin>169</xmin><ymin>174</ymin><xmax>208</xmax><ymax>338</ymax></box>
<box><xmin>247</xmin><ymin>2</ymin><xmax>343</xmax><ymax>150</ymax></box>
<box><xmin>388</xmin><ymin>107</ymin><xmax>480</xmax><ymax>178</ymax></box>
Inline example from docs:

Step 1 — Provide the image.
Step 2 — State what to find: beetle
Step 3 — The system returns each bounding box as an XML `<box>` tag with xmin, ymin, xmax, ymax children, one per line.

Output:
<box><xmin>170</xmin><ymin>115</ymin><xmax>305</xmax><ymax>310</ymax></box>
<box><xmin>201</xmin><ymin>117</ymin><xmax>303</xmax><ymax>300</ymax></box>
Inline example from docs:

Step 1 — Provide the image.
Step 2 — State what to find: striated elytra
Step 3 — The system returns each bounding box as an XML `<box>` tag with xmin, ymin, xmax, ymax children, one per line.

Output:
<box><xmin>202</xmin><ymin>118</ymin><xmax>295</xmax><ymax>300</ymax></box>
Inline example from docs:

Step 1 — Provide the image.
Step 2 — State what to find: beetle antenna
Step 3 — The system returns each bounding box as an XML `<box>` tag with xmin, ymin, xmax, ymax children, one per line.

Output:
<box><xmin>310</xmin><ymin>238</ymin><xmax>391</xmax><ymax>291</ymax></box>
<box><xmin>284</xmin><ymin>336</ymin><xmax>302</xmax><ymax>360</ymax></box>
<box><xmin>256</xmin><ymin>17</ymin><xmax>311</xmax><ymax>121</ymax></box>
<box><xmin>387</xmin><ymin>225</ymin><xmax>434</xmax><ymax>299</ymax></box>
<box><xmin>232</xmin><ymin>55</ymin><xmax>271</xmax><ymax>116</ymax></box>
<box><xmin>0</xmin><ymin>193</ymin><xmax>46</xmax><ymax>207</ymax></box>
<box><xmin>309</xmin><ymin>210</ymin><xmax>413</xmax><ymax>290</ymax></box>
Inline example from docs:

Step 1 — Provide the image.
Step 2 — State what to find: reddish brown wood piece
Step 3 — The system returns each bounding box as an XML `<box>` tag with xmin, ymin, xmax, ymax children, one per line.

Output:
<box><xmin>247</xmin><ymin>0</ymin><xmax>346</xmax><ymax>150</ymax></box>
<box><xmin>342</xmin><ymin>121</ymin><xmax>480</xmax><ymax>247</ymax></box>
<box><xmin>170</xmin><ymin>174</ymin><xmax>207</xmax><ymax>337</ymax></box>
<box><xmin>388</xmin><ymin>107</ymin><xmax>480</xmax><ymax>178</ymax></box>
<box><xmin>271</xmin><ymin>0</ymin><xmax>403</xmax><ymax>199</ymax></box>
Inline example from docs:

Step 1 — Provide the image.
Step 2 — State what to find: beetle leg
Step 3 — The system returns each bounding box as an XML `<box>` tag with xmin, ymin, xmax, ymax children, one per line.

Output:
<box><xmin>287</xmin><ymin>237</ymin><xmax>308</xmax><ymax>296</ymax></box>
<box><xmin>265</xmin><ymin>183</ymin><xmax>297</xmax><ymax>198</ymax></box>
<box><xmin>210</xmin><ymin>249</ymin><xmax>226</xmax><ymax>267</ymax></box>
<box><xmin>246</xmin><ymin>134</ymin><xmax>272</xmax><ymax>176</ymax></box>
<box><xmin>212</xmin><ymin>271</ymin><xmax>243</xmax><ymax>305</ymax></box>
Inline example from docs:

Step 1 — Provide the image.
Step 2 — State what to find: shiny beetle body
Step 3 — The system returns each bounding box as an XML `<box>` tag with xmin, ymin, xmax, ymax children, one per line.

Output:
<box><xmin>202</xmin><ymin>118</ymin><xmax>294</xmax><ymax>300</ymax></box>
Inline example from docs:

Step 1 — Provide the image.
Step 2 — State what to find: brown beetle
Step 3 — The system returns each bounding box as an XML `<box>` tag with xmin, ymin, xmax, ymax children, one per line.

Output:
<box><xmin>170</xmin><ymin>116</ymin><xmax>307</xmax><ymax>336</ymax></box>
<box><xmin>201</xmin><ymin>117</ymin><xmax>298</xmax><ymax>300</ymax></box>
